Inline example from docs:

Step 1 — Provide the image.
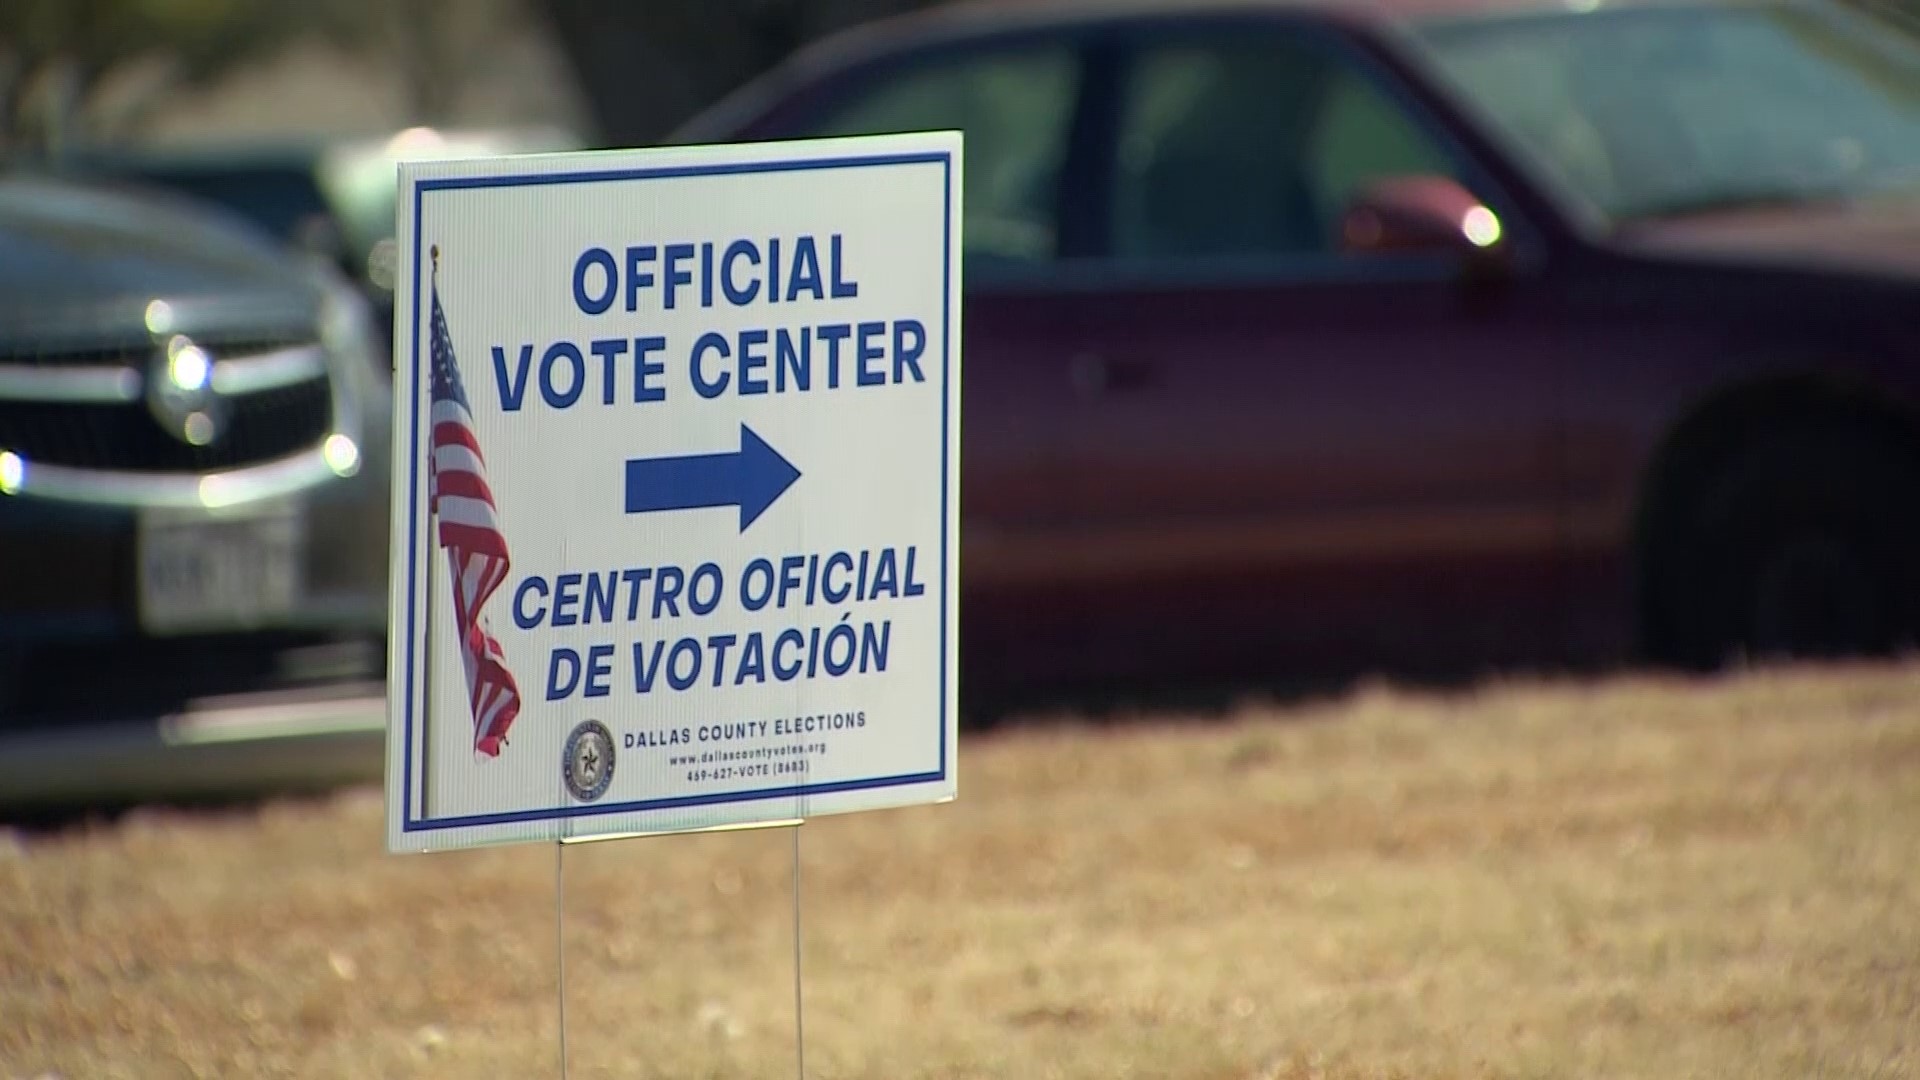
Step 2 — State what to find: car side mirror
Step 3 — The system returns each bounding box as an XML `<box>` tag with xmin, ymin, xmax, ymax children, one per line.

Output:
<box><xmin>1338</xmin><ymin>175</ymin><xmax>1507</xmax><ymax>260</ymax></box>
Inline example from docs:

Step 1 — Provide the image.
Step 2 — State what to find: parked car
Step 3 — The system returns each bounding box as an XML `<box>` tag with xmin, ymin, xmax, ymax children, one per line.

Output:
<box><xmin>668</xmin><ymin>0</ymin><xmax>1920</xmax><ymax>695</ymax></box>
<box><xmin>56</xmin><ymin>126</ymin><xmax>583</xmax><ymax>361</ymax></box>
<box><xmin>0</xmin><ymin>175</ymin><xmax>391</xmax><ymax>810</ymax></box>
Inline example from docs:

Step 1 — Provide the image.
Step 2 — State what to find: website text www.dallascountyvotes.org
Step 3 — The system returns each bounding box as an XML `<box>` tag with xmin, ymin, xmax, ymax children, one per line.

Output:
<box><xmin>673</xmin><ymin>742</ymin><xmax>827</xmax><ymax>783</ymax></box>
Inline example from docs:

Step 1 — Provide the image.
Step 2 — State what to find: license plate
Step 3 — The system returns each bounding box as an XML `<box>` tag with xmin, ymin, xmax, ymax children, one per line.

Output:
<box><xmin>137</xmin><ymin>506</ymin><xmax>304</xmax><ymax>635</ymax></box>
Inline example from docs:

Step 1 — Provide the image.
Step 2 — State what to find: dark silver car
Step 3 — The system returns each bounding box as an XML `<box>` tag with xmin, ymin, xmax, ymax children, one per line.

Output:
<box><xmin>0</xmin><ymin>176</ymin><xmax>391</xmax><ymax>811</ymax></box>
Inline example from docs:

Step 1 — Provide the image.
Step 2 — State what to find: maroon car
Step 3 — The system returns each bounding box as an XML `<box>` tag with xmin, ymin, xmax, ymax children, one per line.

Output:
<box><xmin>668</xmin><ymin>0</ymin><xmax>1920</xmax><ymax>697</ymax></box>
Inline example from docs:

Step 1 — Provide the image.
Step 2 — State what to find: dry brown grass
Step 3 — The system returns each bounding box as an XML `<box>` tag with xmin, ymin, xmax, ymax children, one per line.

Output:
<box><xmin>4</xmin><ymin>662</ymin><xmax>1918</xmax><ymax>1080</ymax></box>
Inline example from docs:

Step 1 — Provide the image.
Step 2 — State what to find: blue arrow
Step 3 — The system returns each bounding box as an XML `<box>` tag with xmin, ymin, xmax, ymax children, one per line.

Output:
<box><xmin>623</xmin><ymin>423</ymin><xmax>801</xmax><ymax>532</ymax></box>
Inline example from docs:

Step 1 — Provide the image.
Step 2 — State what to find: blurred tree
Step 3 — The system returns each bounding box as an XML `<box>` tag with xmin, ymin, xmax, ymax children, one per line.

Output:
<box><xmin>0</xmin><ymin>0</ymin><xmax>313</xmax><ymax>156</ymax></box>
<box><xmin>305</xmin><ymin>0</ymin><xmax>529</xmax><ymax>128</ymax></box>
<box><xmin>0</xmin><ymin>0</ymin><xmax>531</xmax><ymax>158</ymax></box>
<box><xmin>537</xmin><ymin>0</ymin><xmax>939</xmax><ymax>148</ymax></box>
<box><xmin>1861</xmin><ymin>0</ymin><xmax>1920</xmax><ymax>19</ymax></box>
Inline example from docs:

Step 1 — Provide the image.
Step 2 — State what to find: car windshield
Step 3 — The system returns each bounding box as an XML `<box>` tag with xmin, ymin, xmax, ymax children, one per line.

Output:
<box><xmin>112</xmin><ymin>164</ymin><xmax>332</xmax><ymax>244</ymax></box>
<box><xmin>1409</xmin><ymin>0</ymin><xmax>1920</xmax><ymax>222</ymax></box>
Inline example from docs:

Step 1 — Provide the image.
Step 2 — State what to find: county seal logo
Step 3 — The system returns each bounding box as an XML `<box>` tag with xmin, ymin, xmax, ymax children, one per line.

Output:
<box><xmin>562</xmin><ymin>720</ymin><xmax>616</xmax><ymax>802</ymax></box>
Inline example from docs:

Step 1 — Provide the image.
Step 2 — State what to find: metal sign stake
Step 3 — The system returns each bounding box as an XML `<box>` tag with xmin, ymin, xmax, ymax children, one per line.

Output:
<box><xmin>792</xmin><ymin>822</ymin><xmax>806</xmax><ymax>1080</ymax></box>
<box><xmin>555</xmin><ymin>840</ymin><xmax>570</xmax><ymax>1080</ymax></box>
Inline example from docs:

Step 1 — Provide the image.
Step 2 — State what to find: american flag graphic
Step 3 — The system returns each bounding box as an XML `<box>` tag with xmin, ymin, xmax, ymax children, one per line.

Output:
<box><xmin>428</xmin><ymin>268</ymin><xmax>523</xmax><ymax>758</ymax></box>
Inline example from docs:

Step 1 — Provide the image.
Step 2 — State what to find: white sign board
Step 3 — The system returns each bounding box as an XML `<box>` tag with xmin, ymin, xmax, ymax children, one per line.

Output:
<box><xmin>385</xmin><ymin>133</ymin><xmax>961</xmax><ymax>853</ymax></box>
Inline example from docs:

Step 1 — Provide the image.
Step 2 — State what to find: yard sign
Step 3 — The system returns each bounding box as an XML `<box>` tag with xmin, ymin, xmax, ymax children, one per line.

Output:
<box><xmin>385</xmin><ymin>132</ymin><xmax>962</xmax><ymax>852</ymax></box>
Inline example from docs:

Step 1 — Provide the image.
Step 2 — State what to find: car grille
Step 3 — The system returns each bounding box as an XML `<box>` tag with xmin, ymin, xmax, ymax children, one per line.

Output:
<box><xmin>0</xmin><ymin>331</ymin><xmax>337</xmax><ymax>474</ymax></box>
<box><xmin>0</xmin><ymin>377</ymin><xmax>332</xmax><ymax>473</ymax></box>
<box><xmin>0</xmin><ymin>337</ymin><xmax>289</xmax><ymax>367</ymax></box>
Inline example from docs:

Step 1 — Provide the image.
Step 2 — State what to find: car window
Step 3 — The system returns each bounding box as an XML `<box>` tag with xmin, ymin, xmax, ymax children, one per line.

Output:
<box><xmin>127</xmin><ymin>166</ymin><xmax>332</xmax><ymax>246</ymax></box>
<box><xmin>1411</xmin><ymin>1</ymin><xmax>1920</xmax><ymax>220</ymax></box>
<box><xmin>1109</xmin><ymin>34</ymin><xmax>1460</xmax><ymax>259</ymax></box>
<box><xmin>799</xmin><ymin>46</ymin><xmax>1080</xmax><ymax>262</ymax></box>
<box><xmin>1310</xmin><ymin>69</ymin><xmax>1459</xmax><ymax>215</ymax></box>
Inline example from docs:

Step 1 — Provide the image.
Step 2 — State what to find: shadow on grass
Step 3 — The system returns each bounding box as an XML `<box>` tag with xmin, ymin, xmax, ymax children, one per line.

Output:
<box><xmin>5</xmin><ymin>655</ymin><xmax>1667</xmax><ymax>836</ymax></box>
<box><xmin>960</xmin><ymin>653</ymin><xmax>1646</xmax><ymax>732</ymax></box>
<box><xmin>2</xmin><ymin>786</ymin><xmax>350</xmax><ymax>840</ymax></box>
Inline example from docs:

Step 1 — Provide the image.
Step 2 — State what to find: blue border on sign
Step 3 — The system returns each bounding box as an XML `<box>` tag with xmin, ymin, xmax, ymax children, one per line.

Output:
<box><xmin>401</xmin><ymin>150</ymin><xmax>954</xmax><ymax>833</ymax></box>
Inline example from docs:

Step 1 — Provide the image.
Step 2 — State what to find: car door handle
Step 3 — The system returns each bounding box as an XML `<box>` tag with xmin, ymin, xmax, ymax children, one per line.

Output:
<box><xmin>1070</xmin><ymin>352</ymin><xmax>1157</xmax><ymax>395</ymax></box>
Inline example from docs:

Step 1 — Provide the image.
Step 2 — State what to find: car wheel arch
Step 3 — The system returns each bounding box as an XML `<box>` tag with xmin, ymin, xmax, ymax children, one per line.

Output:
<box><xmin>1630</xmin><ymin>369</ymin><xmax>1920</xmax><ymax>667</ymax></box>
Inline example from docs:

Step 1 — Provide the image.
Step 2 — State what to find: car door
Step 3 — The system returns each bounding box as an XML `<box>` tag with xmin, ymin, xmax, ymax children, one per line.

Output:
<box><xmin>1040</xmin><ymin>17</ymin><xmax>1572</xmax><ymax>681</ymax></box>
<box><xmin>746</xmin><ymin>32</ymin><xmax>1114</xmax><ymax>697</ymax></box>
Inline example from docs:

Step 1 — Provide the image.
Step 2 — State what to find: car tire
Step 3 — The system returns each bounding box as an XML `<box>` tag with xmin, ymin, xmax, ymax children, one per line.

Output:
<box><xmin>0</xmin><ymin>647</ymin><xmax>22</xmax><ymax>726</ymax></box>
<box><xmin>1647</xmin><ymin>419</ymin><xmax>1920</xmax><ymax>669</ymax></box>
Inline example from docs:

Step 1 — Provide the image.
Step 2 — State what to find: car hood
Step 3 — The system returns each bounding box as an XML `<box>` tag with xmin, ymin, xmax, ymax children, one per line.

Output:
<box><xmin>1608</xmin><ymin>195</ymin><xmax>1920</xmax><ymax>283</ymax></box>
<box><xmin>0</xmin><ymin>175</ymin><xmax>325</xmax><ymax>346</ymax></box>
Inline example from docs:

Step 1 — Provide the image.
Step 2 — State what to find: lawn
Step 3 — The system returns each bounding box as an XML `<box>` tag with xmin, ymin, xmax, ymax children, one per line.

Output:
<box><xmin>4</xmin><ymin>663</ymin><xmax>1917</xmax><ymax>1079</ymax></box>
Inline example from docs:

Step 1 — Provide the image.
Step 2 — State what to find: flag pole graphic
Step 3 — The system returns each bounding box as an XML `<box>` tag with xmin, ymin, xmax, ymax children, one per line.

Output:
<box><xmin>420</xmin><ymin>244</ymin><xmax>439</xmax><ymax>820</ymax></box>
<box><xmin>418</xmin><ymin>245</ymin><xmax>437</xmax><ymax>814</ymax></box>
